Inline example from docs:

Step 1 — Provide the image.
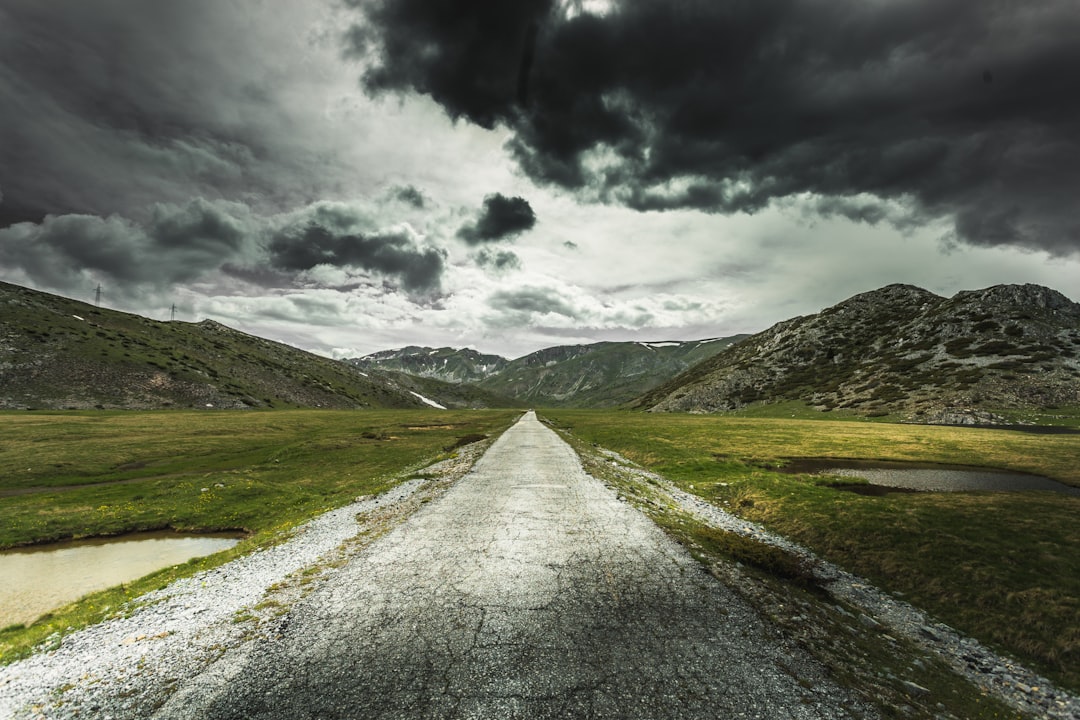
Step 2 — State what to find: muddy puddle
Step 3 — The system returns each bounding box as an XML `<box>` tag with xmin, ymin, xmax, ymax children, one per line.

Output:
<box><xmin>0</xmin><ymin>531</ymin><xmax>242</xmax><ymax>628</ymax></box>
<box><xmin>780</xmin><ymin>458</ymin><xmax>1080</xmax><ymax>496</ymax></box>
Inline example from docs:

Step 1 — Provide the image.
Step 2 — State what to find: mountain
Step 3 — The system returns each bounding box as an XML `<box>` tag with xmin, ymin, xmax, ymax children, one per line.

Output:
<box><xmin>348</xmin><ymin>346</ymin><xmax>509</xmax><ymax>384</ymax></box>
<box><xmin>357</xmin><ymin>368</ymin><xmax>521</xmax><ymax>410</ymax></box>
<box><xmin>0</xmin><ymin>281</ymin><xmax>506</xmax><ymax>410</ymax></box>
<box><xmin>352</xmin><ymin>337</ymin><xmax>748</xmax><ymax>408</ymax></box>
<box><xmin>635</xmin><ymin>284</ymin><xmax>1080</xmax><ymax>420</ymax></box>
<box><xmin>478</xmin><ymin>338</ymin><xmax>747</xmax><ymax>407</ymax></box>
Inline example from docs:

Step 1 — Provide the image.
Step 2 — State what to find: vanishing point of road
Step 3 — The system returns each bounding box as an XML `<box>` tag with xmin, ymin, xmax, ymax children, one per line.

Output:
<box><xmin>154</xmin><ymin>411</ymin><xmax>873</xmax><ymax>719</ymax></box>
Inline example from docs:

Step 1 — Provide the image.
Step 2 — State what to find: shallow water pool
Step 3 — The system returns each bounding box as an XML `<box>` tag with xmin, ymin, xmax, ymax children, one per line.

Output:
<box><xmin>781</xmin><ymin>458</ymin><xmax>1080</xmax><ymax>495</ymax></box>
<box><xmin>0</xmin><ymin>531</ymin><xmax>242</xmax><ymax>627</ymax></box>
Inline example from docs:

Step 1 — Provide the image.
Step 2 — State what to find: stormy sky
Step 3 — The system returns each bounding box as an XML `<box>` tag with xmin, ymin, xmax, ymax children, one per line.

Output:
<box><xmin>1</xmin><ymin>0</ymin><xmax>1078</xmax><ymax>359</ymax></box>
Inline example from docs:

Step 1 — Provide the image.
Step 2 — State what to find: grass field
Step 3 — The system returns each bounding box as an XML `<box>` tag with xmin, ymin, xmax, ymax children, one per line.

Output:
<box><xmin>542</xmin><ymin>408</ymin><xmax>1080</xmax><ymax>692</ymax></box>
<box><xmin>0</xmin><ymin>408</ymin><xmax>519</xmax><ymax>659</ymax></box>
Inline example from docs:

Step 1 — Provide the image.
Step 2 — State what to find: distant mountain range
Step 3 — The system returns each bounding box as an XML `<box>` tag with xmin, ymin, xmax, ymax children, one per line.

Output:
<box><xmin>348</xmin><ymin>337</ymin><xmax>746</xmax><ymax>408</ymax></box>
<box><xmin>5</xmin><ymin>279</ymin><xmax>1078</xmax><ymax>419</ymax></box>
<box><xmin>635</xmin><ymin>283</ymin><xmax>1080</xmax><ymax>420</ymax></box>
<box><xmin>0</xmin><ymin>281</ymin><xmax>511</xmax><ymax>410</ymax></box>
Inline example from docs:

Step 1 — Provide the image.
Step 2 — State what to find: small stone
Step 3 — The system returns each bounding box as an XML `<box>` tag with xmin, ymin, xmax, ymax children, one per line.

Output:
<box><xmin>201</xmin><ymin>487</ymin><xmax>209</xmax><ymax>492</ymax></box>
<box><xmin>919</xmin><ymin>625</ymin><xmax>942</xmax><ymax>641</ymax></box>
<box><xmin>858</xmin><ymin>614</ymin><xmax>882</xmax><ymax>630</ymax></box>
<box><xmin>901</xmin><ymin>680</ymin><xmax>931</xmax><ymax>697</ymax></box>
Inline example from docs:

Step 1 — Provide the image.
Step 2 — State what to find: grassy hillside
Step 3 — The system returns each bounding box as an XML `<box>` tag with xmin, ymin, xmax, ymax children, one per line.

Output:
<box><xmin>0</xmin><ymin>281</ymin><xmax>503</xmax><ymax>410</ymax></box>
<box><xmin>543</xmin><ymin>409</ymin><xmax>1080</xmax><ymax>691</ymax></box>
<box><xmin>365</xmin><ymin>368</ymin><xmax>522</xmax><ymax>410</ymax></box>
<box><xmin>351</xmin><ymin>337</ymin><xmax>747</xmax><ymax>408</ymax></box>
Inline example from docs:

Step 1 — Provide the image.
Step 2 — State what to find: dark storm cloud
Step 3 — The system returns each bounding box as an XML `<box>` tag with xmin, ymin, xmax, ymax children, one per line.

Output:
<box><xmin>351</xmin><ymin>0</ymin><xmax>1080</xmax><ymax>254</ymax></box>
<box><xmin>456</xmin><ymin>193</ymin><xmax>537</xmax><ymax>244</ymax></box>
<box><xmin>148</xmin><ymin>199</ymin><xmax>248</xmax><ymax>256</ymax></box>
<box><xmin>0</xmin><ymin>0</ymin><xmax>346</xmax><ymax>226</ymax></box>
<box><xmin>269</xmin><ymin>224</ymin><xmax>446</xmax><ymax>293</ymax></box>
<box><xmin>474</xmin><ymin>248</ymin><xmax>522</xmax><ymax>272</ymax></box>
<box><xmin>349</xmin><ymin>0</ymin><xmax>552</xmax><ymax>129</ymax></box>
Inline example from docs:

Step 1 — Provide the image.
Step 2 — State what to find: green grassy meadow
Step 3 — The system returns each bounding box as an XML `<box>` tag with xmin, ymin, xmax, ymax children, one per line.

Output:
<box><xmin>0</xmin><ymin>409</ymin><xmax>519</xmax><ymax>548</ymax></box>
<box><xmin>0</xmin><ymin>408</ymin><xmax>519</xmax><ymax>659</ymax></box>
<box><xmin>543</xmin><ymin>408</ymin><xmax>1080</xmax><ymax>692</ymax></box>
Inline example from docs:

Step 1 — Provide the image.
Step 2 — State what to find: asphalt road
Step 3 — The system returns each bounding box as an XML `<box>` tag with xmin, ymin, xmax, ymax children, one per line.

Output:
<box><xmin>154</xmin><ymin>411</ymin><xmax>874</xmax><ymax>719</ymax></box>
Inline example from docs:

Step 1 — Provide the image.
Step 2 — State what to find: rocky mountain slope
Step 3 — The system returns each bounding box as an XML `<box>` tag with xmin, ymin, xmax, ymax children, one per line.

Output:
<box><xmin>635</xmin><ymin>284</ymin><xmax>1080</xmax><ymax>419</ymax></box>
<box><xmin>352</xmin><ymin>337</ymin><xmax>746</xmax><ymax>408</ymax></box>
<box><xmin>348</xmin><ymin>346</ymin><xmax>509</xmax><ymax>384</ymax></box>
<box><xmin>0</xmin><ymin>281</ymin><xmax>509</xmax><ymax>410</ymax></box>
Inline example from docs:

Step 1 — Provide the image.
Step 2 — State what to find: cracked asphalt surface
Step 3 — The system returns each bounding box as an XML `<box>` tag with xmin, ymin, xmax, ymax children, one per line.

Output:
<box><xmin>154</xmin><ymin>412</ymin><xmax>875</xmax><ymax>719</ymax></box>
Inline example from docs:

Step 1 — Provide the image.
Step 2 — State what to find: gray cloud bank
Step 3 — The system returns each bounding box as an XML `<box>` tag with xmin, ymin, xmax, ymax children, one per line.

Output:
<box><xmin>352</xmin><ymin>0</ymin><xmax>1080</xmax><ymax>254</ymax></box>
<box><xmin>0</xmin><ymin>200</ymin><xmax>446</xmax><ymax>302</ymax></box>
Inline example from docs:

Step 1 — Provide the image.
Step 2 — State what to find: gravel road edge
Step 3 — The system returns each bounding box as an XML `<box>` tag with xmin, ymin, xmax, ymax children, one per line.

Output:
<box><xmin>585</xmin><ymin>444</ymin><xmax>1079</xmax><ymax>720</ymax></box>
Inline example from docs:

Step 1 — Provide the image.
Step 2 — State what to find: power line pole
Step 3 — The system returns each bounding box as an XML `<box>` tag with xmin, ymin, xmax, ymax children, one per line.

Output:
<box><xmin>170</xmin><ymin>303</ymin><xmax>177</xmax><ymax>322</ymax></box>
<box><xmin>94</xmin><ymin>284</ymin><xmax>102</xmax><ymax>307</ymax></box>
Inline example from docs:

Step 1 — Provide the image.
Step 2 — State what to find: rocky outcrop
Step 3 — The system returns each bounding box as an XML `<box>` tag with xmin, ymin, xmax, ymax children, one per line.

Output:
<box><xmin>348</xmin><ymin>346</ymin><xmax>510</xmax><ymax>385</ymax></box>
<box><xmin>637</xmin><ymin>283</ymin><xmax>1080</xmax><ymax>419</ymax></box>
<box><xmin>921</xmin><ymin>408</ymin><xmax>1008</xmax><ymax>426</ymax></box>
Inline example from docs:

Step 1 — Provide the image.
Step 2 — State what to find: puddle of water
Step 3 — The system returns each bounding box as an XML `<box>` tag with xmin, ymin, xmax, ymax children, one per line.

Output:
<box><xmin>0</xmin><ymin>531</ymin><xmax>242</xmax><ymax>628</ymax></box>
<box><xmin>781</xmin><ymin>458</ymin><xmax>1080</xmax><ymax>495</ymax></box>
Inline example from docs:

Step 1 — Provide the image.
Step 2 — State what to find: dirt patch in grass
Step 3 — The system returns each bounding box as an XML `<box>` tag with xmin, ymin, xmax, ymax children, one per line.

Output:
<box><xmin>443</xmin><ymin>433</ymin><xmax>488</xmax><ymax>451</ymax></box>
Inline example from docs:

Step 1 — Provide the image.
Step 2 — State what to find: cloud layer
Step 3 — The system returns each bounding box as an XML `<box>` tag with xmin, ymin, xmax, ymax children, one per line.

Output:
<box><xmin>352</xmin><ymin>0</ymin><xmax>1080</xmax><ymax>254</ymax></box>
<box><xmin>0</xmin><ymin>199</ymin><xmax>447</xmax><ymax>303</ymax></box>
